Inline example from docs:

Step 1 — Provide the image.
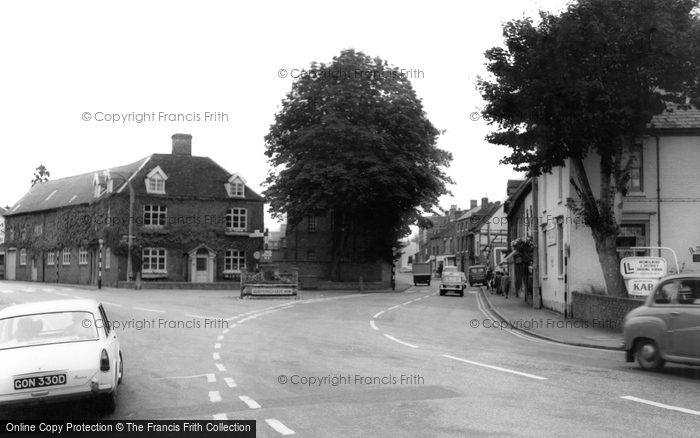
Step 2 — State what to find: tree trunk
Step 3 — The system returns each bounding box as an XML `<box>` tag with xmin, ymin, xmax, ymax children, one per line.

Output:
<box><xmin>592</xmin><ymin>230</ymin><xmax>628</xmax><ymax>297</ymax></box>
<box><xmin>570</xmin><ymin>156</ymin><xmax>628</xmax><ymax>297</ymax></box>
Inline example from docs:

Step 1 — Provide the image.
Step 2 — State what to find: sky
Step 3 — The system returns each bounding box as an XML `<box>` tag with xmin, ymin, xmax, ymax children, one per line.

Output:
<box><xmin>0</xmin><ymin>0</ymin><xmax>571</xmax><ymax>232</ymax></box>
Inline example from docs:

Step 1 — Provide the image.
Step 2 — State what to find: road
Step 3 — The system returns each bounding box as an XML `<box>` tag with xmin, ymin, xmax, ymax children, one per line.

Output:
<box><xmin>1</xmin><ymin>275</ymin><xmax>699</xmax><ymax>437</ymax></box>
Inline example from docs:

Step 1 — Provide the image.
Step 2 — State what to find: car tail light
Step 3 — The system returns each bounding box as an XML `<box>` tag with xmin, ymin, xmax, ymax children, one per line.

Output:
<box><xmin>100</xmin><ymin>349</ymin><xmax>110</xmax><ymax>372</ymax></box>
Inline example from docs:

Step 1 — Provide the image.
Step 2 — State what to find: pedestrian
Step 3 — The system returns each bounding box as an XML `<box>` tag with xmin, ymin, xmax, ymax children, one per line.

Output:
<box><xmin>495</xmin><ymin>271</ymin><xmax>503</xmax><ymax>296</ymax></box>
<box><xmin>502</xmin><ymin>269</ymin><xmax>511</xmax><ymax>299</ymax></box>
<box><xmin>486</xmin><ymin>268</ymin><xmax>494</xmax><ymax>292</ymax></box>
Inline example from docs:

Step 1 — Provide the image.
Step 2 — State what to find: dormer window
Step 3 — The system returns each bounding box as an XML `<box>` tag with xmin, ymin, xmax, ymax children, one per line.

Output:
<box><xmin>229</xmin><ymin>182</ymin><xmax>244</xmax><ymax>197</ymax></box>
<box><xmin>225</xmin><ymin>173</ymin><xmax>247</xmax><ymax>198</ymax></box>
<box><xmin>145</xmin><ymin>166</ymin><xmax>168</xmax><ymax>194</ymax></box>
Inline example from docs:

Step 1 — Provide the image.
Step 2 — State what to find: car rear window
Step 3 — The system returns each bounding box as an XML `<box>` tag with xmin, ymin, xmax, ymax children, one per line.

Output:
<box><xmin>0</xmin><ymin>311</ymin><xmax>98</xmax><ymax>350</ymax></box>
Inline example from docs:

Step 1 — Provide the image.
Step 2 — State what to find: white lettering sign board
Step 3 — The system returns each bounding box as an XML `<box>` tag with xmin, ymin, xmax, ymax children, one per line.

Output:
<box><xmin>627</xmin><ymin>278</ymin><xmax>660</xmax><ymax>296</ymax></box>
<box><xmin>620</xmin><ymin>257</ymin><xmax>667</xmax><ymax>279</ymax></box>
<box><xmin>251</xmin><ymin>288</ymin><xmax>294</xmax><ymax>295</ymax></box>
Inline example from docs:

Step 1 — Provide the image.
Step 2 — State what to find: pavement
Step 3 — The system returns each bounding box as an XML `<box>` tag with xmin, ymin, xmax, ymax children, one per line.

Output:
<box><xmin>478</xmin><ymin>286</ymin><xmax>624</xmax><ymax>350</ymax></box>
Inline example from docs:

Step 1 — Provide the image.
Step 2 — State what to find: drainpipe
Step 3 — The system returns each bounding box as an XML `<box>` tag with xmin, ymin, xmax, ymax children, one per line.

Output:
<box><xmin>532</xmin><ymin>176</ymin><xmax>541</xmax><ymax>309</ymax></box>
<box><xmin>655</xmin><ymin>136</ymin><xmax>661</xmax><ymax>257</ymax></box>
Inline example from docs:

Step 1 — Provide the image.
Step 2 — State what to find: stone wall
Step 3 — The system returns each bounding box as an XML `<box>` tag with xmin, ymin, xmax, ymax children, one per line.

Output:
<box><xmin>572</xmin><ymin>291</ymin><xmax>645</xmax><ymax>332</ymax></box>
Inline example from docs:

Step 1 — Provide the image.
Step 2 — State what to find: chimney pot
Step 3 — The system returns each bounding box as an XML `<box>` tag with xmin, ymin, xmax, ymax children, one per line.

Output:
<box><xmin>481</xmin><ymin>197</ymin><xmax>489</xmax><ymax>207</ymax></box>
<box><xmin>172</xmin><ymin>133</ymin><xmax>192</xmax><ymax>156</ymax></box>
<box><xmin>470</xmin><ymin>200</ymin><xmax>477</xmax><ymax>209</ymax></box>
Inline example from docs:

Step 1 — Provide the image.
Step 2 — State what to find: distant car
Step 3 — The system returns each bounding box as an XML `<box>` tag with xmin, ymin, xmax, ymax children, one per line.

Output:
<box><xmin>468</xmin><ymin>265</ymin><xmax>488</xmax><ymax>287</ymax></box>
<box><xmin>0</xmin><ymin>299</ymin><xmax>123</xmax><ymax>413</ymax></box>
<box><xmin>623</xmin><ymin>275</ymin><xmax>700</xmax><ymax>371</ymax></box>
<box><xmin>442</xmin><ymin>266</ymin><xmax>458</xmax><ymax>274</ymax></box>
<box><xmin>398</xmin><ymin>266</ymin><xmax>412</xmax><ymax>273</ymax></box>
<box><xmin>439</xmin><ymin>269</ymin><xmax>467</xmax><ymax>297</ymax></box>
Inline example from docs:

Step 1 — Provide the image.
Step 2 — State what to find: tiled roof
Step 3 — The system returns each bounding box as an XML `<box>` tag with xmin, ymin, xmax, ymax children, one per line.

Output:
<box><xmin>7</xmin><ymin>159</ymin><xmax>147</xmax><ymax>216</ymax></box>
<box><xmin>7</xmin><ymin>153</ymin><xmax>263</xmax><ymax>216</ymax></box>
<box><xmin>647</xmin><ymin>104</ymin><xmax>700</xmax><ymax>130</ymax></box>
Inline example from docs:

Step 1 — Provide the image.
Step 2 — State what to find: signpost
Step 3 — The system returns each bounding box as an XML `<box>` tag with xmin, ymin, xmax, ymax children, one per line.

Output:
<box><xmin>620</xmin><ymin>253</ymin><xmax>672</xmax><ymax>298</ymax></box>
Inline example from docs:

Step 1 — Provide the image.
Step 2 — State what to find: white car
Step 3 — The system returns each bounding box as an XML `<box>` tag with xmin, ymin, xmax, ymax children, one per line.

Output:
<box><xmin>0</xmin><ymin>299</ymin><xmax>123</xmax><ymax>414</ymax></box>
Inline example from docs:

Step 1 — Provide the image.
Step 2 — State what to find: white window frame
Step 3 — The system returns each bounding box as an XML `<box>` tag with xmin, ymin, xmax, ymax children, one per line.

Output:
<box><xmin>307</xmin><ymin>250</ymin><xmax>316</xmax><ymax>261</ymax></box>
<box><xmin>145</xmin><ymin>166</ymin><xmax>168</xmax><ymax>194</ymax></box>
<box><xmin>142</xmin><ymin>248</ymin><xmax>167</xmax><ymax>273</ymax></box>
<box><xmin>308</xmin><ymin>216</ymin><xmax>317</xmax><ymax>232</ymax></box>
<box><xmin>226</xmin><ymin>208</ymin><xmax>247</xmax><ymax>232</ymax></box>
<box><xmin>47</xmin><ymin>251</ymin><xmax>55</xmax><ymax>266</ymax></box>
<box><xmin>228</xmin><ymin>182</ymin><xmax>244</xmax><ymax>198</ymax></box>
<box><xmin>144</xmin><ymin>205</ymin><xmax>167</xmax><ymax>226</ymax></box>
<box><xmin>19</xmin><ymin>249</ymin><xmax>26</xmax><ymax>266</ymax></box>
<box><xmin>79</xmin><ymin>247</ymin><xmax>88</xmax><ymax>265</ymax></box>
<box><xmin>62</xmin><ymin>248</ymin><xmax>71</xmax><ymax>265</ymax></box>
<box><xmin>224</xmin><ymin>249</ymin><xmax>245</xmax><ymax>272</ymax></box>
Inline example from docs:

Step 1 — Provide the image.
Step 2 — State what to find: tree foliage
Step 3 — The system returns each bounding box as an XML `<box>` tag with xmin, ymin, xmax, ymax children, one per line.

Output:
<box><xmin>478</xmin><ymin>0</ymin><xmax>700</xmax><ymax>296</ymax></box>
<box><xmin>263</xmin><ymin>49</ymin><xmax>452</xmax><ymax>276</ymax></box>
<box><xmin>31</xmin><ymin>165</ymin><xmax>50</xmax><ymax>187</ymax></box>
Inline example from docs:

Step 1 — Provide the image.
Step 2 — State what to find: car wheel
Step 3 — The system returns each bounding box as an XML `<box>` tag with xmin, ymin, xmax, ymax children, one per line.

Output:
<box><xmin>439</xmin><ymin>290</ymin><xmax>445</xmax><ymax>296</ymax></box>
<box><xmin>118</xmin><ymin>351</ymin><xmax>123</xmax><ymax>385</ymax></box>
<box><xmin>636</xmin><ymin>338</ymin><xmax>665</xmax><ymax>371</ymax></box>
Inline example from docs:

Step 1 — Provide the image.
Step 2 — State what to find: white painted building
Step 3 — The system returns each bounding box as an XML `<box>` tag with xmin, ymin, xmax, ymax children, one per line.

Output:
<box><xmin>537</xmin><ymin>106</ymin><xmax>700</xmax><ymax>314</ymax></box>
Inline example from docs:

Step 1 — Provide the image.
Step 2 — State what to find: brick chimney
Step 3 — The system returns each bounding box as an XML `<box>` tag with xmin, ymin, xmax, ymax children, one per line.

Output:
<box><xmin>172</xmin><ymin>133</ymin><xmax>192</xmax><ymax>155</ymax></box>
<box><xmin>470</xmin><ymin>200</ymin><xmax>477</xmax><ymax>209</ymax></box>
<box><xmin>481</xmin><ymin>197</ymin><xmax>489</xmax><ymax>209</ymax></box>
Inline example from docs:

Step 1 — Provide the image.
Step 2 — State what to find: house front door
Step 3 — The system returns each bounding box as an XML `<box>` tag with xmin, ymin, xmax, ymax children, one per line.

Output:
<box><xmin>194</xmin><ymin>256</ymin><xmax>209</xmax><ymax>283</ymax></box>
<box><xmin>6</xmin><ymin>250</ymin><xmax>16</xmax><ymax>280</ymax></box>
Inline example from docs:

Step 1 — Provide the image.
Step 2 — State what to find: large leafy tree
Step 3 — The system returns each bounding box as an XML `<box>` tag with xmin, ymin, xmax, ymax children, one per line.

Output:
<box><xmin>479</xmin><ymin>0</ymin><xmax>700</xmax><ymax>297</ymax></box>
<box><xmin>264</xmin><ymin>49</ymin><xmax>452</xmax><ymax>280</ymax></box>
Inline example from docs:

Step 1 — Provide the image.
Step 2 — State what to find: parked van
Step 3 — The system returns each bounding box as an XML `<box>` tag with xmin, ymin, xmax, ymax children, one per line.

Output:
<box><xmin>468</xmin><ymin>265</ymin><xmax>487</xmax><ymax>287</ymax></box>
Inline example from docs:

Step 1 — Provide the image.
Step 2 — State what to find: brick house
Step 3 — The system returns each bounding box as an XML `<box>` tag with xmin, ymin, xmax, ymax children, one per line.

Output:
<box><xmin>3</xmin><ymin>134</ymin><xmax>264</xmax><ymax>286</ymax></box>
<box><xmin>417</xmin><ymin>206</ymin><xmax>462</xmax><ymax>270</ymax></box>
<box><xmin>536</xmin><ymin>106</ymin><xmax>700</xmax><ymax>314</ymax></box>
<box><xmin>279</xmin><ymin>213</ymin><xmax>390</xmax><ymax>282</ymax></box>
<box><xmin>455</xmin><ymin>198</ymin><xmax>508</xmax><ymax>272</ymax></box>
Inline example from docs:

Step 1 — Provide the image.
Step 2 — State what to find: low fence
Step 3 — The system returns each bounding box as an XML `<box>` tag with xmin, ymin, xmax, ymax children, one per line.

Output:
<box><xmin>572</xmin><ymin>292</ymin><xmax>645</xmax><ymax>332</ymax></box>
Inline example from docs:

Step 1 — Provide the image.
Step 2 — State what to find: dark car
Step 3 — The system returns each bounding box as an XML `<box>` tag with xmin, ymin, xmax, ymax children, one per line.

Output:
<box><xmin>623</xmin><ymin>274</ymin><xmax>700</xmax><ymax>371</ymax></box>
<box><xmin>467</xmin><ymin>265</ymin><xmax>487</xmax><ymax>287</ymax></box>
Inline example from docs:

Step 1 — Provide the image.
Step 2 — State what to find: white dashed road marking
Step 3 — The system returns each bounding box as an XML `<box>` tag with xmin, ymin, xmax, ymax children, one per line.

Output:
<box><xmin>265</xmin><ymin>419</ymin><xmax>296</xmax><ymax>435</ymax></box>
<box><xmin>101</xmin><ymin>301</ymin><xmax>122</xmax><ymax>307</ymax></box>
<box><xmin>214</xmin><ymin>343</ymin><xmax>221</xmax><ymax>349</ymax></box>
<box><xmin>213</xmin><ymin>413</ymin><xmax>228</xmax><ymax>420</ymax></box>
<box><xmin>224</xmin><ymin>377</ymin><xmax>237</xmax><ymax>388</ymax></box>
<box><xmin>387</xmin><ymin>305</ymin><xmax>399</xmax><ymax>310</ymax></box>
<box><xmin>621</xmin><ymin>396</ymin><xmax>700</xmax><ymax>416</ymax></box>
<box><xmin>209</xmin><ymin>391</ymin><xmax>222</xmax><ymax>402</ymax></box>
<box><xmin>216</xmin><ymin>363</ymin><xmax>227</xmax><ymax>372</ymax></box>
<box><xmin>443</xmin><ymin>354</ymin><xmax>547</xmax><ymax>380</ymax></box>
<box><xmin>373</xmin><ymin>311</ymin><xmax>385</xmax><ymax>318</ymax></box>
<box><xmin>213</xmin><ymin>353</ymin><xmax>220</xmax><ymax>360</ymax></box>
<box><xmin>132</xmin><ymin>307</ymin><xmax>166</xmax><ymax>313</ymax></box>
<box><xmin>402</xmin><ymin>301</ymin><xmax>412</xmax><ymax>305</ymax></box>
<box><xmin>239</xmin><ymin>396</ymin><xmax>261</xmax><ymax>409</ymax></box>
<box><xmin>370</xmin><ymin>321</ymin><xmax>379</xmax><ymax>331</ymax></box>
<box><xmin>384</xmin><ymin>334</ymin><xmax>418</xmax><ymax>348</ymax></box>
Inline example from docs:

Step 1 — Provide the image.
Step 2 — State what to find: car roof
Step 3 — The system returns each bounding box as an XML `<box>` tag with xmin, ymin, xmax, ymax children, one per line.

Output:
<box><xmin>0</xmin><ymin>299</ymin><xmax>102</xmax><ymax>319</ymax></box>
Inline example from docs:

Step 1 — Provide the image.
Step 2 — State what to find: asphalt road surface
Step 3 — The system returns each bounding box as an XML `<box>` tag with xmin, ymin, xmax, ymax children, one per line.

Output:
<box><xmin>1</xmin><ymin>276</ymin><xmax>699</xmax><ymax>437</ymax></box>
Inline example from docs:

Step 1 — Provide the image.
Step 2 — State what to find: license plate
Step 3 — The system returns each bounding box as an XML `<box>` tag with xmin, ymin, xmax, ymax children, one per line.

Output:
<box><xmin>14</xmin><ymin>374</ymin><xmax>66</xmax><ymax>390</ymax></box>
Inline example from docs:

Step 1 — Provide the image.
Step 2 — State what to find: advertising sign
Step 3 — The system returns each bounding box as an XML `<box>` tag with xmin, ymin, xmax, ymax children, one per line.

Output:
<box><xmin>627</xmin><ymin>278</ymin><xmax>661</xmax><ymax>296</ymax></box>
<box><xmin>620</xmin><ymin>257</ymin><xmax>667</xmax><ymax>279</ymax></box>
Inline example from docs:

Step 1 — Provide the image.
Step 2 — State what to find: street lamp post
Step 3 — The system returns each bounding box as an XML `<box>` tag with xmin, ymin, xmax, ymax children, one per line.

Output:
<box><xmin>98</xmin><ymin>239</ymin><xmax>103</xmax><ymax>289</ymax></box>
